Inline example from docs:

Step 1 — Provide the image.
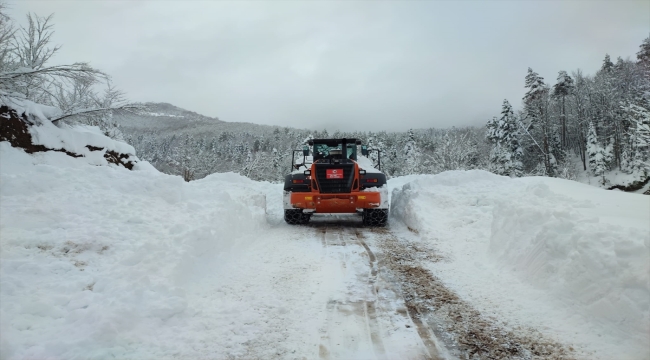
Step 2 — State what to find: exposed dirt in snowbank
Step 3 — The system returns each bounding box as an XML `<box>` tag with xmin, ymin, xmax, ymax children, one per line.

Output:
<box><xmin>0</xmin><ymin>106</ymin><xmax>135</xmax><ymax>169</ymax></box>
<box><xmin>372</xmin><ymin>228</ymin><xmax>576</xmax><ymax>360</ymax></box>
<box><xmin>606</xmin><ymin>175</ymin><xmax>650</xmax><ymax>193</ymax></box>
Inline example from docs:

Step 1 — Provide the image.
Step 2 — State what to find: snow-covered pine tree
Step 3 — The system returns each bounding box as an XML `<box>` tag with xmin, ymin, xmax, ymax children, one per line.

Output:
<box><xmin>552</xmin><ymin>71</ymin><xmax>574</xmax><ymax>148</ymax></box>
<box><xmin>587</xmin><ymin>121</ymin><xmax>607</xmax><ymax>182</ymax></box>
<box><xmin>500</xmin><ymin>99</ymin><xmax>523</xmax><ymax>176</ymax></box>
<box><xmin>487</xmin><ymin>100</ymin><xmax>523</xmax><ymax>177</ymax></box>
<box><xmin>587</xmin><ymin>122</ymin><xmax>598</xmax><ymax>172</ymax></box>
<box><xmin>486</xmin><ymin>116</ymin><xmax>503</xmax><ymax>174</ymax></box>
<box><xmin>601</xmin><ymin>54</ymin><xmax>614</xmax><ymax>73</ymax></box>
<box><xmin>272</xmin><ymin>147</ymin><xmax>280</xmax><ymax>172</ymax></box>
<box><xmin>603</xmin><ymin>137</ymin><xmax>615</xmax><ymax>169</ymax></box>
<box><xmin>403</xmin><ymin>129</ymin><xmax>421</xmax><ymax>175</ymax></box>
<box><xmin>624</xmin><ymin>102</ymin><xmax>650</xmax><ymax>177</ymax></box>
<box><xmin>524</xmin><ymin>68</ymin><xmax>547</xmax><ymax>112</ymax></box>
<box><xmin>366</xmin><ymin>135</ymin><xmax>380</xmax><ymax>166</ymax></box>
<box><xmin>638</xmin><ymin>37</ymin><xmax>650</xmax><ymax>66</ymax></box>
<box><xmin>620</xmin><ymin>147</ymin><xmax>630</xmax><ymax>172</ymax></box>
<box><xmin>523</xmin><ymin>68</ymin><xmax>555</xmax><ymax>176</ymax></box>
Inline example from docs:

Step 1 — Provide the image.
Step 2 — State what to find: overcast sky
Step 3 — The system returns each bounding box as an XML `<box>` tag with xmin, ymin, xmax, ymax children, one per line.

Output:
<box><xmin>6</xmin><ymin>1</ymin><xmax>650</xmax><ymax>132</ymax></box>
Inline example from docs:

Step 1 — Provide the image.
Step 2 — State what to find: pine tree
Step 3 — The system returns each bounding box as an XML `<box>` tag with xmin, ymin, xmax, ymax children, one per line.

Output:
<box><xmin>624</xmin><ymin>102</ymin><xmax>650</xmax><ymax>176</ymax></box>
<box><xmin>637</xmin><ymin>37</ymin><xmax>650</xmax><ymax>68</ymax></box>
<box><xmin>524</xmin><ymin>69</ymin><xmax>547</xmax><ymax>110</ymax></box>
<box><xmin>486</xmin><ymin>100</ymin><xmax>523</xmax><ymax>177</ymax></box>
<box><xmin>523</xmin><ymin>68</ymin><xmax>555</xmax><ymax>176</ymax></box>
<box><xmin>587</xmin><ymin>121</ymin><xmax>605</xmax><ymax>180</ymax></box>
<box><xmin>272</xmin><ymin>147</ymin><xmax>284</xmax><ymax>181</ymax></box>
<box><xmin>553</xmin><ymin>71</ymin><xmax>574</xmax><ymax>147</ymax></box>
<box><xmin>501</xmin><ymin>100</ymin><xmax>524</xmax><ymax>176</ymax></box>
<box><xmin>601</xmin><ymin>54</ymin><xmax>614</xmax><ymax>73</ymax></box>
<box><xmin>620</xmin><ymin>147</ymin><xmax>630</xmax><ymax>172</ymax></box>
<box><xmin>549</xmin><ymin>128</ymin><xmax>563</xmax><ymax>174</ymax></box>
<box><xmin>603</xmin><ymin>137</ymin><xmax>614</xmax><ymax>169</ymax></box>
<box><xmin>403</xmin><ymin>129</ymin><xmax>421</xmax><ymax>175</ymax></box>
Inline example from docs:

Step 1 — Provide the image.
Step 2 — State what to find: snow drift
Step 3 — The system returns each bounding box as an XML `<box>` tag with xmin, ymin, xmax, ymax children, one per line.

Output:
<box><xmin>490</xmin><ymin>179</ymin><xmax>649</xmax><ymax>339</ymax></box>
<box><xmin>390</xmin><ymin>170</ymin><xmax>649</xmax><ymax>358</ymax></box>
<box><xmin>0</xmin><ymin>140</ymin><xmax>270</xmax><ymax>358</ymax></box>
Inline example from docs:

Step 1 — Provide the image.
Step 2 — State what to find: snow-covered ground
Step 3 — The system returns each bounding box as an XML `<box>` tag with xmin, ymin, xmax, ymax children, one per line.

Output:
<box><xmin>391</xmin><ymin>171</ymin><xmax>649</xmax><ymax>359</ymax></box>
<box><xmin>1</xmin><ymin>134</ymin><xmax>648</xmax><ymax>359</ymax></box>
<box><xmin>0</xmin><ymin>141</ymin><xmax>431</xmax><ymax>359</ymax></box>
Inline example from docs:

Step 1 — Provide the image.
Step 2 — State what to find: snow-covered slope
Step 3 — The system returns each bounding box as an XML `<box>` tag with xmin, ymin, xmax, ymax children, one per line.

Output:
<box><xmin>390</xmin><ymin>171</ymin><xmax>650</xmax><ymax>359</ymax></box>
<box><xmin>0</xmin><ymin>142</ymin><xmax>277</xmax><ymax>358</ymax></box>
<box><xmin>113</xmin><ymin>102</ymin><xmax>286</xmax><ymax>137</ymax></box>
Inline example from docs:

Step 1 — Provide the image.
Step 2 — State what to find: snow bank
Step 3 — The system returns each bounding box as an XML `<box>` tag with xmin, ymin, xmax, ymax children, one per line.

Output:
<box><xmin>490</xmin><ymin>178</ymin><xmax>650</xmax><ymax>340</ymax></box>
<box><xmin>389</xmin><ymin>171</ymin><xmax>650</xmax><ymax>358</ymax></box>
<box><xmin>0</xmin><ymin>95</ymin><xmax>62</xmax><ymax>123</ymax></box>
<box><xmin>0</xmin><ymin>143</ymin><xmax>269</xmax><ymax>359</ymax></box>
<box><xmin>30</xmin><ymin>121</ymin><xmax>136</xmax><ymax>159</ymax></box>
<box><xmin>1</xmin><ymin>103</ymin><xmax>137</xmax><ymax>169</ymax></box>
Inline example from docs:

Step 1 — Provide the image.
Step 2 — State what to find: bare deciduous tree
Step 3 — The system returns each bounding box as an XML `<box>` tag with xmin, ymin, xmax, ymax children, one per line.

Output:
<box><xmin>0</xmin><ymin>7</ymin><xmax>139</xmax><ymax>136</ymax></box>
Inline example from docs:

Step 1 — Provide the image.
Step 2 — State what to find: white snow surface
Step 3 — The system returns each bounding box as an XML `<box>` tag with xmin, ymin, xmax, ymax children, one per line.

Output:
<box><xmin>0</xmin><ymin>142</ymin><xmax>276</xmax><ymax>358</ymax></box>
<box><xmin>355</xmin><ymin>155</ymin><xmax>382</xmax><ymax>174</ymax></box>
<box><xmin>28</xmin><ymin>121</ymin><xmax>137</xmax><ymax>163</ymax></box>
<box><xmin>0</xmin><ymin>95</ymin><xmax>62</xmax><ymax>123</ymax></box>
<box><xmin>390</xmin><ymin>170</ymin><xmax>650</xmax><ymax>359</ymax></box>
<box><xmin>1</xmin><ymin>142</ymin><xmax>423</xmax><ymax>359</ymax></box>
<box><xmin>2</xmin><ymin>133</ymin><xmax>649</xmax><ymax>359</ymax></box>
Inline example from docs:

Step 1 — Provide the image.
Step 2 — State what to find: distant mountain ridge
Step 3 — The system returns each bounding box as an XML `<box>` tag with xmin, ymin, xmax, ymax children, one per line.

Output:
<box><xmin>114</xmin><ymin>102</ymin><xmax>291</xmax><ymax>138</ymax></box>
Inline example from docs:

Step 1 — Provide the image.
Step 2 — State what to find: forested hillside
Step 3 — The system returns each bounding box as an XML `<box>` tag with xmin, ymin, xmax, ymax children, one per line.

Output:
<box><xmin>120</xmin><ymin>37</ymin><xmax>649</xmax><ymax>191</ymax></box>
<box><xmin>486</xmin><ymin>40</ymin><xmax>650</xmax><ymax>188</ymax></box>
<box><xmin>120</xmin><ymin>110</ymin><xmax>490</xmax><ymax>182</ymax></box>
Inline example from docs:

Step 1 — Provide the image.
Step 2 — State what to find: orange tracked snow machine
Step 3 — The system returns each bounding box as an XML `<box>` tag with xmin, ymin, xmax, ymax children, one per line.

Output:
<box><xmin>283</xmin><ymin>138</ymin><xmax>388</xmax><ymax>226</ymax></box>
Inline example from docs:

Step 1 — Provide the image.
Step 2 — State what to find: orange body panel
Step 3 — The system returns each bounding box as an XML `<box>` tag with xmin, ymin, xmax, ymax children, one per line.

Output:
<box><xmin>289</xmin><ymin>161</ymin><xmax>382</xmax><ymax>213</ymax></box>
<box><xmin>290</xmin><ymin>191</ymin><xmax>382</xmax><ymax>213</ymax></box>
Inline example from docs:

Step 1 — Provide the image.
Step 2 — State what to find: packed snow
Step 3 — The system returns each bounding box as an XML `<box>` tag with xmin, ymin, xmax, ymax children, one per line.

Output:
<box><xmin>1</xmin><ymin>128</ymin><xmax>648</xmax><ymax>358</ymax></box>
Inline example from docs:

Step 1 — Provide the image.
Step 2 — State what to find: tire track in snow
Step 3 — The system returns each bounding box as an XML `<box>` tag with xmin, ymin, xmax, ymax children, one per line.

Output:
<box><xmin>352</xmin><ymin>229</ymin><xmax>387</xmax><ymax>359</ymax></box>
<box><xmin>361</xmin><ymin>228</ymin><xmax>442</xmax><ymax>360</ymax></box>
<box><xmin>315</xmin><ymin>223</ymin><xmax>387</xmax><ymax>360</ymax></box>
<box><xmin>370</xmin><ymin>227</ymin><xmax>575</xmax><ymax>360</ymax></box>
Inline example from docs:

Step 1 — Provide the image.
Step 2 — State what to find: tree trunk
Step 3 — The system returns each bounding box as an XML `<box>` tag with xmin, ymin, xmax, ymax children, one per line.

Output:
<box><xmin>614</xmin><ymin>122</ymin><xmax>621</xmax><ymax>169</ymax></box>
<box><xmin>562</xmin><ymin>96</ymin><xmax>566</xmax><ymax>150</ymax></box>
<box><xmin>579</xmin><ymin>129</ymin><xmax>587</xmax><ymax>171</ymax></box>
<box><xmin>543</xmin><ymin>132</ymin><xmax>552</xmax><ymax>176</ymax></box>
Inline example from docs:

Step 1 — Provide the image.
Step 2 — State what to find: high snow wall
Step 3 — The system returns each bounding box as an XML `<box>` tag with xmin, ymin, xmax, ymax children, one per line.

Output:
<box><xmin>0</xmin><ymin>140</ymin><xmax>271</xmax><ymax>358</ymax></box>
<box><xmin>390</xmin><ymin>171</ymin><xmax>650</xmax><ymax>357</ymax></box>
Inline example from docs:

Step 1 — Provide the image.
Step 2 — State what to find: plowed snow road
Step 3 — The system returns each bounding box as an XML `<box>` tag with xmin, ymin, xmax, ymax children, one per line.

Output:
<box><xmin>183</xmin><ymin>215</ymin><xmax>449</xmax><ymax>359</ymax></box>
<box><xmin>195</xmin><ymin>213</ymin><xmax>573</xmax><ymax>360</ymax></box>
<box><xmin>312</xmin><ymin>220</ymin><xmax>443</xmax><ymax>360</ymax></box>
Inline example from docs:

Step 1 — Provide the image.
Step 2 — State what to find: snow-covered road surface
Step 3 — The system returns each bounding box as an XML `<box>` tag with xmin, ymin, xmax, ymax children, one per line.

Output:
<box><xmin>2</xmin><ymin>142</ymin><xmax>648</xmax><ymax>359</ymax></box>
<box><xmin>307</xmin><ymin>219</ymin><xmax>442</xmax><ymax>360</ymax></box>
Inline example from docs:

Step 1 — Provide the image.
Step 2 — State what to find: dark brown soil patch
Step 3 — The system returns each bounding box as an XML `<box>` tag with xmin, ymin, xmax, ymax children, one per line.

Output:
<box><xmin>607</xmin><ymin>176</ymin><xmax>650</xmax><ymax>194</ymax></box>
<box><xmin>104</xmin><ymin>149</ymin><xmax>135</xmax><ymax>170</ymax></box>
<box><xmin>1</xmin><ymin>105</ymin><xmax>135</xmax><ymax>169</ymax></box>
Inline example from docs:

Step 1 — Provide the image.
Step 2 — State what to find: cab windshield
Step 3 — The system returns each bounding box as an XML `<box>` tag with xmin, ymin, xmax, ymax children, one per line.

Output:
<box><xmin>313</xmin><ymin>142</ymin><xmax>357</xmax><ymax>161</ymax></box>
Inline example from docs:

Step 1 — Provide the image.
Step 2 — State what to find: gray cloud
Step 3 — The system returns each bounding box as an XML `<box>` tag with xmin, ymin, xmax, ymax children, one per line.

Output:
<box><xmin>7</xmin><ymin>0</ymin><xmax>650</xmax><ymax>132</ymax></box>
